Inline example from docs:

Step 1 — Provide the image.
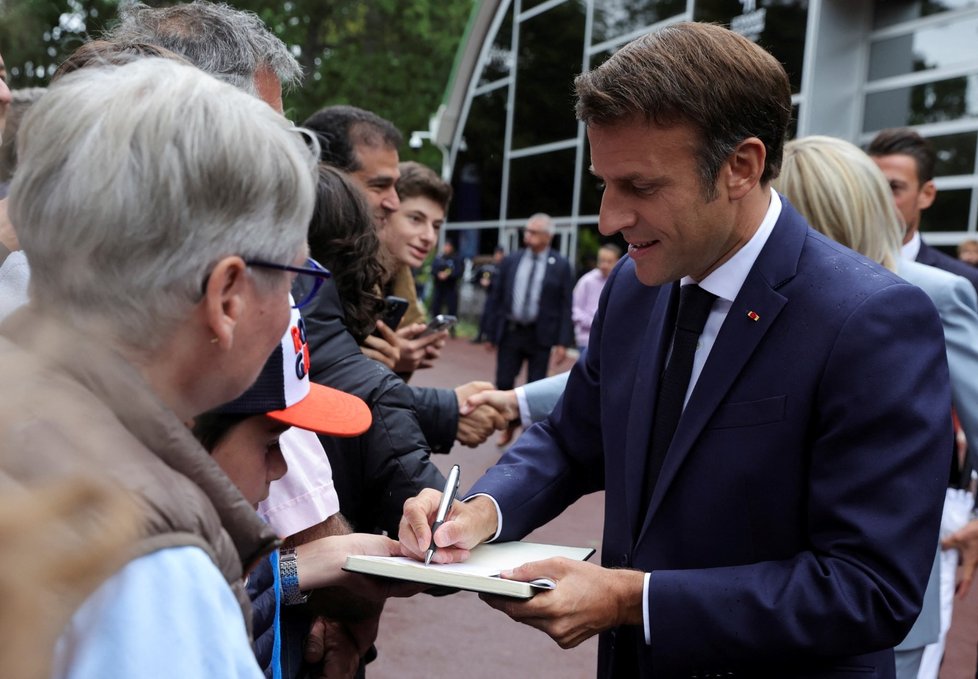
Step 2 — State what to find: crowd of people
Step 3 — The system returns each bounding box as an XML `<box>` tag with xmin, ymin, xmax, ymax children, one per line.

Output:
<box><xmin>2</xmin><ymin>4</ymin><xmax>978</xmax><ymax>679</ymax></box>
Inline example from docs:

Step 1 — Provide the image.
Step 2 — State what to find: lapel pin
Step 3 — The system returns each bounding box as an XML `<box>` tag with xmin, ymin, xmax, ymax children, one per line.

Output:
<box><xmin>747</xmin><ymin>310</ymin><xmax>760</xmax><ymax>322</ymax></box>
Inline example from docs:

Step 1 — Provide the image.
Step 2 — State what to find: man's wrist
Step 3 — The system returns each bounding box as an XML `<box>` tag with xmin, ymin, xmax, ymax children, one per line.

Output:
<box><xmin>463</xmin><ymin>494</ymin><xmax>501</xmax><ymax>543</ymax></box>
<box><xmin>514</xmin><ymin>386</ymin><xmax>532</xmax><ymax>428</ymax></box>
<box><xmin>294</xmin><ymin>538</ymin><xmax>345</xmax><ymax>591</ymax></box>
<box><xmin>612</xmin><ymin>569</ymin><xmax>647</xmax><ymax>627</ymax></box>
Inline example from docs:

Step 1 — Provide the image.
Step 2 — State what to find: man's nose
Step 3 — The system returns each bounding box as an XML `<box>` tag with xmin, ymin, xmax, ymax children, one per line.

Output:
<box><xmin>381</xmin><ymin>188</ymin><xmax>400</xmax><ymax>214</ymax></box>
<box><xmin>597</xmin><ymin>191</ymin><xmax>636</xmax><ymax>237</ymax></box>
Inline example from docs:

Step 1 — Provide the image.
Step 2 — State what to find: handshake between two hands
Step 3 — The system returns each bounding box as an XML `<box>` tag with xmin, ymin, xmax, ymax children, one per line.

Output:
<box><xmin>453</xmin><ymin>381</ymin><xmax>520</xmax><ymax>447</ymax></box>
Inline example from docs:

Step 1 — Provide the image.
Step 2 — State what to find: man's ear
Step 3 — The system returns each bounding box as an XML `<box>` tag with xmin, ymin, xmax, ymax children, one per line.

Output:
<box><xmin>724</xmin><ymin>137</ymin><xmax>767</xmax><ymax>201</ymax></box>
<box><xmin>202</xmin><ymin>256</ymin><xmax>248</xmax><ymax>350</ymax></box>
<box><xmin>918</xmin><ymin>179</ymin><xmax>937</xmax><ymax>211</ymax></box>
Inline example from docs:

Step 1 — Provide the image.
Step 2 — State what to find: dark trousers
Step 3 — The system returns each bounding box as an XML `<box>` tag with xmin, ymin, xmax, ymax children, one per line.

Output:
<box><xmin>430</xmin><ymin>284</ymin><xmax>458</xmax><ymax>319</ymax></box>
<box><xmin>495</xmin><ymin>321</ymin><xmax>550</xmax><ymax>390</ymax></box>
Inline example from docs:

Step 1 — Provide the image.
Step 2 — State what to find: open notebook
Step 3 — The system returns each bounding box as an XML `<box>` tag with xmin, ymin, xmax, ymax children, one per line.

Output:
<box><xmin>344</xmin><ymin>540</ymin><xmax>595</xmax><ymax>599</ymax></box>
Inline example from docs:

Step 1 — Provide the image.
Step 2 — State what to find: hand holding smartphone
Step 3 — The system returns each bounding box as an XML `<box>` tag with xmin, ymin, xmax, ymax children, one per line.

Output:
<box><xmin>374</xmin><ymin>296</ymin><xmax>409</xmax><ymax>336</ymax></box>
<box><xmin>420</xmin><ymin>314</ymin><xmax>458</xmax><ymax>337</ymax></box>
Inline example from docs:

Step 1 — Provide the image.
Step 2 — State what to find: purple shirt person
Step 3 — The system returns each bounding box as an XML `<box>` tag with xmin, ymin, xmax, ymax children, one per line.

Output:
<box><xmin>572</xmin><ymin>244</ymin><xmax>621</xmax><ymax>349</ymax></box>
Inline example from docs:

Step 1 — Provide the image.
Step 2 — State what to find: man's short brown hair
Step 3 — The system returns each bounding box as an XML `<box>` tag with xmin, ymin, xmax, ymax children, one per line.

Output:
<box><xmin>575</xmin><ymin>22</ymin><xmax>792</xmax><ymax>195</ymax></box>
<box><xmin>395</xmin><ymin>161</ymin><xmax>452</xmax><ymax>212</ymax></box>
<box><xmin>867</xmin><ymin>127</ymin><xmax>936</xmax><ymax>185</ymax></box>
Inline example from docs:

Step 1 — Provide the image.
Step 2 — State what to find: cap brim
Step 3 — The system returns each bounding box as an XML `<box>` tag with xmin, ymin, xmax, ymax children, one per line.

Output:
<box><xmin>266</xmin><ymin>383</ymin><xmax>371</xmax><ymax>437</ymax></box>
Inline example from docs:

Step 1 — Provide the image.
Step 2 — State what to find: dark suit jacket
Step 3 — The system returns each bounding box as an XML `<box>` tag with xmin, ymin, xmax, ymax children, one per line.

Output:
<box><xmin>916</xmin><ymin>239</ymin><xmax>978</xmax><ymax>296</ymax></box>
<box><xmin>488</xmin><ymin>247</ymin><xmax>575</xmax><ymax>348</ymax></box>
<box><xmin>469</xmin><ymin>199</ymin><xmax>951</xmax><ymax>678</ymax></box>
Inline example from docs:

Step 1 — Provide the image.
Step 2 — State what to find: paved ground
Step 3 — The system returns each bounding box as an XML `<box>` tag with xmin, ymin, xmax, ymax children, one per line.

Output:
<box><xmin>944</xmin><ymin>586</ymin><xmax>978</xmax><ymax>678</ymax></box>
<box><xmin>367</xmin><ymin>337</ymin><xmax>978</xmax><ymax>679</ymax></box>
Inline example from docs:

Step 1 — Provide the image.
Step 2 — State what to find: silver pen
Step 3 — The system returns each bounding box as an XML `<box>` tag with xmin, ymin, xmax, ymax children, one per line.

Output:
<box><xmin>425</xmin><ymin>464</ymin><xmax>461</xmax><ymax>566</ymax></box>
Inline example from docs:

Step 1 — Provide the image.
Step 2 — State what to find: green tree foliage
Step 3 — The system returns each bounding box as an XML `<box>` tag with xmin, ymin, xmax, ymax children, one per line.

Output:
<box><xmin>0</xmin><ymin>0</ymin><xmax>473</xmax><ymax>169</ymax></box>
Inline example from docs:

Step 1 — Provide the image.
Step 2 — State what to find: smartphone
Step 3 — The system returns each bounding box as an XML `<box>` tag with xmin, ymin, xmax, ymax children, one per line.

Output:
<box><xmin>420</xmin><ymin>314</ymin><xmax>458</xmax><ymax>337</ymax></box>
<box><xmin>374</xmin><ymin>296</ymin><xmax>409</xmax><ymax>335</ymax></box>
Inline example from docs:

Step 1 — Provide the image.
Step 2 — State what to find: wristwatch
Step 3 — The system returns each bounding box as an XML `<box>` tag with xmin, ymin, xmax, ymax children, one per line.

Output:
<box><xmin>279</xmin><ymin>547</ymin><xmax>308</xmax><ymax>606</ymax></box>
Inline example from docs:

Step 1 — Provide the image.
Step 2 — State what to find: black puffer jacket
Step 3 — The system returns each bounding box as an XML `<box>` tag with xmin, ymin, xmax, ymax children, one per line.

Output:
<box><xmin>296</xmin><ymin>278</ymin><xmax>447</xmax><ymax>534</ymax></box>
<box><xmin>410</xmin><ymin>384</ymin><xmax>459</xmax><ymax>455</ymax></box>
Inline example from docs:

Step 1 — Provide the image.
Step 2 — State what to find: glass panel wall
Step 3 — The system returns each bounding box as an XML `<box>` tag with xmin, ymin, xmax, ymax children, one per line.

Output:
<box><xmin>591</xmin><ymin>0</ymin><xmax>686</xmax><ymax>44</ymax></box>
<box><xmin>932</xmin><ymin>131</ymin><xmax>978</xmax><ymax>175</ymax></box>
<box><xmin>866</xmin><ymin>0</ymin><xmax>978</xmax><ymax>237</ymax></box>
<box><xmin>921</xmin><ymin>187</ymin><xmax>972</xmax><ymax>231</ymax></box>
<box><xmin>868</xmin><ymin>15</ymin><xmax>978</xmax><ymax>80</ymax></box>
<box><xmin>522</xmin><ymin>0</ymin><xmax>558</xmax><ymax>10</ymax></box>
<box><xmin>875</xmin><ymin>0</ymin><xmax>978</xmax><ymax>29</ymax></box>
<box><xmin>450</xmin><ymin>90</ymin><xmax>507</xmax><ymax>222</ymax></box>
<box><xmin>478</xmin><ymin>7</ymin><xmax>514</xmax><ymax>87</ymax></box>
<box><xmin>511</xmin><ymin>1</ymin><xmax>586</xmax><ymax>149</ymax></box>
<box><xmin>693</xmin><ymin>0</ymin><xmax>810</xmax><ymax>93</ymax></box>
<box><xmin>864</xmin><ymin>74</ymin><xmax>978</xmax><ymax>131</ymax></box>
<box><xmin>507</xmin><ymin>149</ymin><xmax>578</xmax><ymax>219</ymax></box>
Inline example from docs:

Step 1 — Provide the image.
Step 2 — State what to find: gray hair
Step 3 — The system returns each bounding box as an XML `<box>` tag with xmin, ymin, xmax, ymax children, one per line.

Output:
<box><xmin>527</xmin><ymin>213</ymin><xmax>555</xmax><ymax>234</ymax></box>
<box><xmin>104</xmin><ymin>1</ymin><xmax>301</xmax><ymax>95</ymax></box>
<box><xmin>9</xmin><ymin>58</ymin><xmax>318</xmax><ymax>350</ymax></box>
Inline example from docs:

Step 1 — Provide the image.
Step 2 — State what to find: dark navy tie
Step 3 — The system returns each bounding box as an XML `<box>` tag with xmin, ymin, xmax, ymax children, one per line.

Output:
<box><xmin>642</xmin><ymin>284</ymin><xmax>717</xmax><ymax>509</ymax></box>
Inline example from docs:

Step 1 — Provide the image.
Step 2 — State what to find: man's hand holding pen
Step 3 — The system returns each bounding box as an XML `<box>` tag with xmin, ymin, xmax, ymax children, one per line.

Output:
<box><xmin>424</xmin><ymin>465</ymin><xmax>461</xmax><ymax>565</ymax></box>
<box><xmin>398</xmin><ymin>486</ymin><xmax>646</xmax><ymax>650</ymax></box>
<box><xmin>398</xmin><ymin>489</ymin><xmax>498</xmax><ymax>565</ymax></box>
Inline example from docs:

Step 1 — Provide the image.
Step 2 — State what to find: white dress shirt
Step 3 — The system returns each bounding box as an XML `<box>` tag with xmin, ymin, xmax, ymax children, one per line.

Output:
<box><xmin>902</xmin><ymin>231</ymin><xmax>921</xmax><ymax>261</ymax></box>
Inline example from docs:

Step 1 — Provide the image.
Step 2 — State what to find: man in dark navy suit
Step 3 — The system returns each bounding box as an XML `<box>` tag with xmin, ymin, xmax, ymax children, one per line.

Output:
<box><xmin>399</xmin><ymin>22</ymin><xmax>952</xmax><ymax>678</ymax></box>
<box><xmin>488</xmin><ymin>213</ymin><xmax>574</xmax><ymax>390</ymax></box>
<box><xmin>869</xmin><ymin>127</ymin><xmax>978</xmax><ymax>295</ymax></box>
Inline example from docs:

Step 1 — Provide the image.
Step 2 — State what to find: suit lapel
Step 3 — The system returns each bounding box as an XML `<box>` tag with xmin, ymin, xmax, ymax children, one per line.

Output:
<box><xmin>623</xmin><ymin>282</ymin><xmax>677</xmax><ymax>539</ymax></box>
<box><xmin>541</xmin><ymin>248</ymin><xmax>558</xmax><ymax>285</ymax></box>
<box><xmin>636</xmin><ymin>197</ymin><xmax>808</xmax><ymax>541</ymax></box>
<box><xmin>916</xmin><ymin>241</ymin><xmax>938</xmax><ymax>268</ymax></box>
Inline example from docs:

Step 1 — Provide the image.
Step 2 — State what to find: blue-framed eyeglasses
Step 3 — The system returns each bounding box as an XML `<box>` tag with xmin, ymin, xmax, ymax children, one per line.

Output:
<box><xmin>245</xmin><ymin>257</ymin><xmax>331</xmax><ymax>309</ymax></box>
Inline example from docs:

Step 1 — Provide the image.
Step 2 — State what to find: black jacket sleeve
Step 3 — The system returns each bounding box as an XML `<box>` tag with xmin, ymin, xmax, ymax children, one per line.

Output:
<box><xmin>296</xmin><ymin>279</ymin><xmax>446</xmax><ymax>534</ymax></box>
<box><xmin>409</xmin><ymin>385</ymin><xmax>459</xmax><ymax>454</ymax></box>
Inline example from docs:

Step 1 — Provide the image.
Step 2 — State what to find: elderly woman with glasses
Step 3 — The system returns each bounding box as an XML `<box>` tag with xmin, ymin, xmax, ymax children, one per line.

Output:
<box><xmin>0</xmin><ymin>59</ymin><xmax>319</xmax><ymax>678</ymax></box>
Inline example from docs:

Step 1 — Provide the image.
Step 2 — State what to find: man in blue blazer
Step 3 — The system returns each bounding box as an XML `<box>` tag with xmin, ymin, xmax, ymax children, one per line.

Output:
<box><xmin>488</xmin><ymin>213</ymin><xmax>575</xmax><ymax>390</ymax></box>
<box><xmin>400</xmin><ymin>23</ymin><xmax>951</xmax><ymax>678</ymax></box>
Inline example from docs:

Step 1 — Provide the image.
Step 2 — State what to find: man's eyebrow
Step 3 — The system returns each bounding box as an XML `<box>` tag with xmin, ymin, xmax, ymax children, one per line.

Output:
<box><xmin>589</xmin><ymin>164</ymin><xmax>661</xmax><ymax>183</ymax></box>
<box><xmin>606</xmin><ymin>171</ymin><xmax>668</xmax><ymax>187</ymax></box>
